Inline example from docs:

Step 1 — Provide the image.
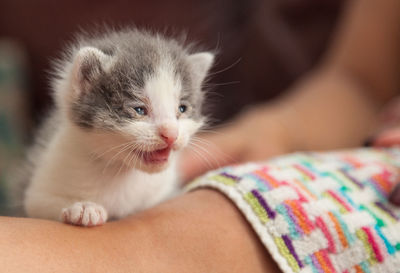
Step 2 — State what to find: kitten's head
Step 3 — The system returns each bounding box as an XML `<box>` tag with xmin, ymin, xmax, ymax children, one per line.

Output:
<box><xmin>54</xmin><ymin>29</ymin><xmax>214</xmax><ymax>173</ymax></box>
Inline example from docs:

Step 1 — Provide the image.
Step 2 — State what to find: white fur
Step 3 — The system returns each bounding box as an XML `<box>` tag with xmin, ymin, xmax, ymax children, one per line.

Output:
<box><xmin>24</xmin><ymin>59</ymin><xmax>203</xmax><ymax>226</ymax></box>
<box><xmin>24</xmin><ymin>122</ymin><xmax>180</xmax><ymax>224</ymax></box>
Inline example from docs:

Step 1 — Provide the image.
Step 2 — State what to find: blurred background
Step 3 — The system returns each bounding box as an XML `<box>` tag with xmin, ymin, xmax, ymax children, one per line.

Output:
<box><xmin>0</xmin><ymin>0</ymin><xmax>345</xmax><ymax>213</ymax></box>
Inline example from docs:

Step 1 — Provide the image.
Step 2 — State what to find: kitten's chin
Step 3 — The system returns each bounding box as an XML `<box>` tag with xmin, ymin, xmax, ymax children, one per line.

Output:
<box><xmin>138</xmin><ymin>161</ymin><xmax>169</xmax><ymax>173</ymax></box>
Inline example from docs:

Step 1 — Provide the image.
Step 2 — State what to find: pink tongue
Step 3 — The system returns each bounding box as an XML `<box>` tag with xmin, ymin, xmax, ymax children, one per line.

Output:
<box><xmin>145</xmin><ymin>147</ymin><xmax>171</xmax><ymax>162</ymax></box>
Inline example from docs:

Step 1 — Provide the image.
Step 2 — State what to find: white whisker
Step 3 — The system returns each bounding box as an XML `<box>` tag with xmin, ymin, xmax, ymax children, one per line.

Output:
<box><xmin>102</xmin><ymin>142</ymin><xmax>139</xmax><ymax>174</ymax></box>
<box><xmin>191</xmin><ymin>136</ymin><xmax>235</xmax><ymax>164</ymax></box>
<box><xmin>186</xmin><ymin>145</ymin><xmax>215</xmax><ymax>171</ymax></box>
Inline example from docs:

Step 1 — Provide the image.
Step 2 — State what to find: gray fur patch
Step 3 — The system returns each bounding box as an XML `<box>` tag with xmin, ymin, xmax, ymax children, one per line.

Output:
<box><xmin>59</xmin><ymin>28</ymin><xmax>209</xmax><ymax>130</ymax></box>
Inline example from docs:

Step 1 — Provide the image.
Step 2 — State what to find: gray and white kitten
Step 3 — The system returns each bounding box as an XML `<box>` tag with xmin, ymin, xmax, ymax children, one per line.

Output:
<box><xmin>19</xmin><ymin>28</ymin><xmax>213</xmax><ymax>226</ymax></box>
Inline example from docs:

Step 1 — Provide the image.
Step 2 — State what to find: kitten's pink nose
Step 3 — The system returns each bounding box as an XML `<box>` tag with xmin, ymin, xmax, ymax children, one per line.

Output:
<box><xmin>159</xmin><ymin>126</ymin><xmax>178</xmax><ymax>146</ymax></box>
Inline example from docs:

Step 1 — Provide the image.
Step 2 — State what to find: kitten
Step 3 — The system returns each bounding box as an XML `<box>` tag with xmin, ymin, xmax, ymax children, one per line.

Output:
<box><xmin>18</xmin><ymin>28</ymin><xmax>213</xmax><ymax>226</ymax></box>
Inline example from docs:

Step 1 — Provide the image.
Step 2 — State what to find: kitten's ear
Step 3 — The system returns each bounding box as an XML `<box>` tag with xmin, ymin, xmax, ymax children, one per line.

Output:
<box><xmin>188</xmin><ymin>52</ymin><xmax>214</xmax><ymax>86</ymax></box>
<box><xmin>71</xmin><ymin>47</ymin><xmax>111</xmax><ymax>94</ymax></box>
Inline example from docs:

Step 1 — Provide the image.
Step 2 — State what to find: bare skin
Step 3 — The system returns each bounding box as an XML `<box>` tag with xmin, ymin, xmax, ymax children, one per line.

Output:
<box><xmin>3</xmin><ymin>0</ymin><xmax>400</xmax><ymax>272</ymax></box>
<box><xmin>0</xmin><ymin>190</ymin><xmax>280</xmax><ymax>273</ymax></box>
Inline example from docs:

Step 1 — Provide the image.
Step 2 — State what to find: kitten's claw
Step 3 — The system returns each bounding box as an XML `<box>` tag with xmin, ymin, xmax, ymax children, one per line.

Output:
<box><xmin>61</xmin><ymin>201</ymin><xmax>107</xmax><ymax>227</ymax></box>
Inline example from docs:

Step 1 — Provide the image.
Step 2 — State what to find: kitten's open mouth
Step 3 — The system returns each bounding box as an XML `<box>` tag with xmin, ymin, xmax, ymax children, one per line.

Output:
<box><xmin>142</xmin><ymin>147</ymin><xmax>171</xmax><ymax>164</ymax></box>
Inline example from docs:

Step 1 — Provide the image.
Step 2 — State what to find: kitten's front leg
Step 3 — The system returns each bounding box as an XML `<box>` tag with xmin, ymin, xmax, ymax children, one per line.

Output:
<box><xmin>62</xmin><ymin>201</ymin><xmax>108</xmax><ymax>227</ymax></box>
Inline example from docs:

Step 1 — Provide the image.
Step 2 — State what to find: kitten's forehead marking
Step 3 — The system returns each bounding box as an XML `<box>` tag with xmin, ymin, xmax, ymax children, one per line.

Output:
<box><xmin>144</xmin><ymin>62</ymin><xmax>182</xmax><ymax>122</ymax></box>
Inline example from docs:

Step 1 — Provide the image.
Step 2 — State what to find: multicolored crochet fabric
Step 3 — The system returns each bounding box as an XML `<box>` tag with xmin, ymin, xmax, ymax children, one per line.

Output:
<box><xmin>187</xmin><ymin>148</ymin><xmax>400</xmax><ymax>273</ymax></box>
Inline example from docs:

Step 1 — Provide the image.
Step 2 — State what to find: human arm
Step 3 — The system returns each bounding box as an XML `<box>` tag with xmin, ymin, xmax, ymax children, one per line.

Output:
<box><xmin>181</xmin><ymin>0</ymin><xmax>400</xmax><ymax>181</ymax></box>
<box><xmin>0</xmin><ymin>189</ymin><xmax>279</xmax><ymax>273</ymax></box>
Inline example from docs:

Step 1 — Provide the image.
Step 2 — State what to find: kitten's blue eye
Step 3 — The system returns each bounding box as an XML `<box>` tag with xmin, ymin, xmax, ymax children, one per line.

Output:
<box><xmin>134</xmin><ymin>107</ymin><xmax>147</xmax><ymax>116</ymax></box>
<box><xmin>178</xmin><ymin>105</ymin><xmax>187</xmax><ymax>113</ymax></box>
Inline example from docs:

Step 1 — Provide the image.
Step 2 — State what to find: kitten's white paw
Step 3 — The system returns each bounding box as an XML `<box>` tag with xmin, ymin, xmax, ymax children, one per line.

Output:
<box><xmin>61</xmin><ymin>201</ymin><xmax>107</xmax><ymax>227</ymax></box>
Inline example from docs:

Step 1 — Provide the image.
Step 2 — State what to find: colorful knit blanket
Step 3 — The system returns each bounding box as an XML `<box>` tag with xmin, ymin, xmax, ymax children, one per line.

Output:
<box><xmin>187</xmin><ymin>148</ymin><xmax>400</xmax><ymax>273</ymax></box>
